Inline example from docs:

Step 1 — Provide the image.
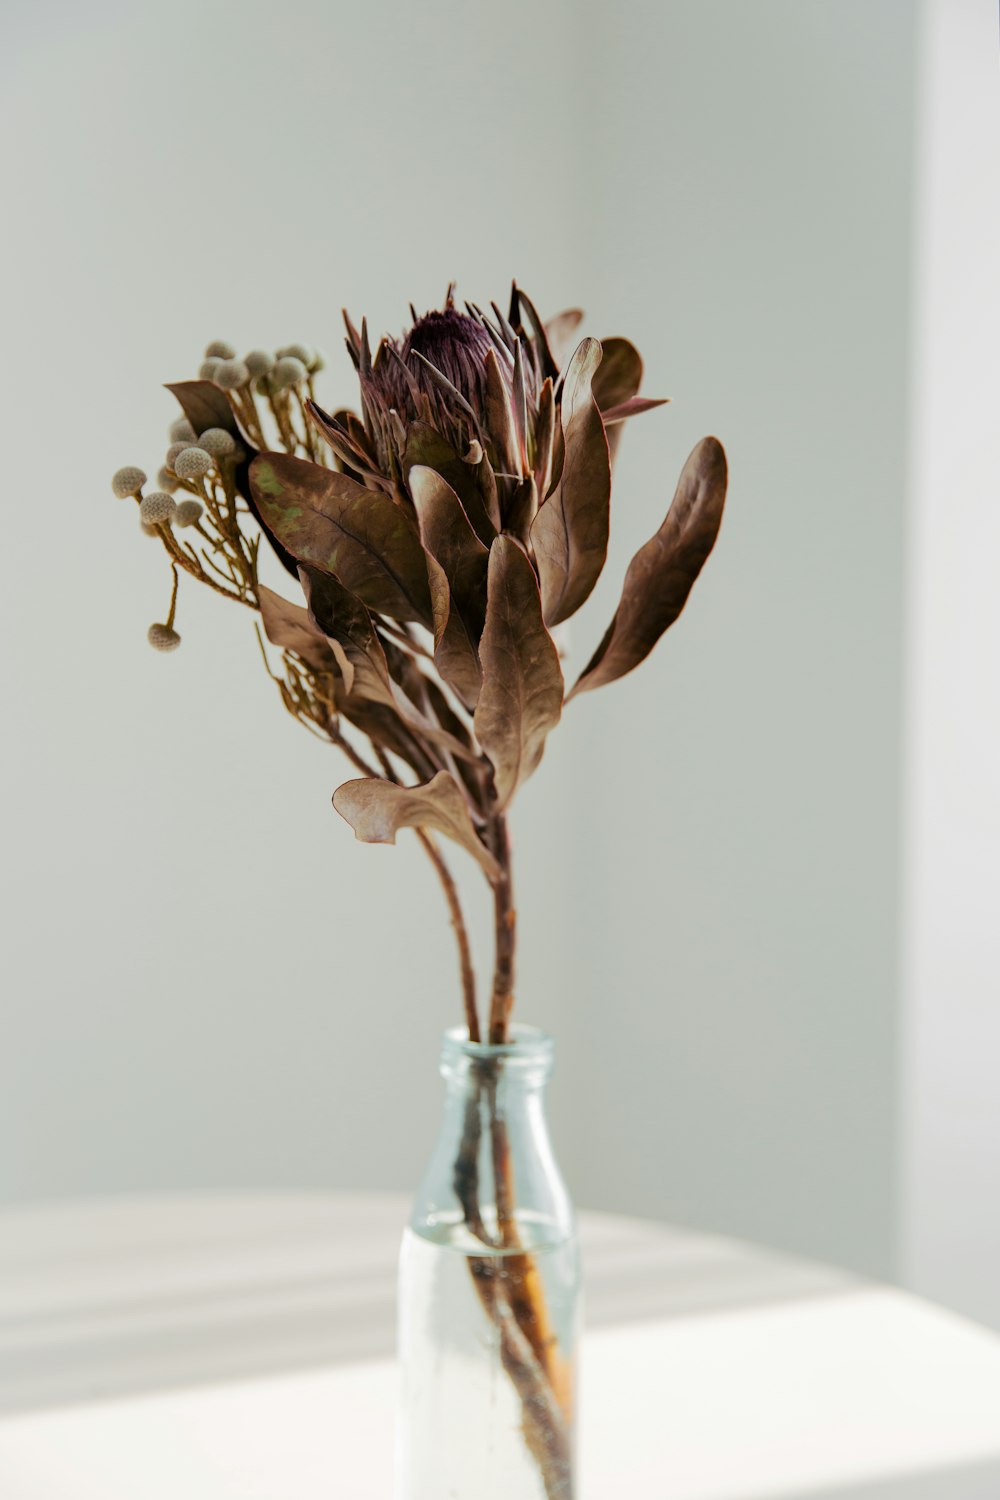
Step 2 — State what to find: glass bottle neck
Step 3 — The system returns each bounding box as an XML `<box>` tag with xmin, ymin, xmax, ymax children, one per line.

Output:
<box><xmin>410</xmin><ymin>1025</ymin><xmax>573</xmax><ymax>1251</ymax></box>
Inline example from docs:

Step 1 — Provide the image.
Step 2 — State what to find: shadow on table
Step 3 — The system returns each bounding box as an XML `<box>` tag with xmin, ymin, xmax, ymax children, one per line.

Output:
<box><xmin>0</xmin><ymin>1193</ymin><xmax>857</xmax><ymax>1414</ymax></box>
<box><xmin>772</xmin><ymin>1455</ymin><xmax>1000</xmax><ymax>1500</ymax></box>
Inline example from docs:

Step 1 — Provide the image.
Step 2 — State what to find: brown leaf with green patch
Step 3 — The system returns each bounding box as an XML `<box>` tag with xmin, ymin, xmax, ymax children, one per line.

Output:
<box><xmin>250</xmin><ymin>454</ymin><xmax>433</xmax><ymax>626</ymax></box>
<box><xmin>530</xmin><ymin>338</ymin><xmax>611</xmax><ymax>626</ymax></box>
<box><xmin>333</xmin><ymin>771</ymin><xmax>500</xmax><ymax>881</ymax></box>
<box><xmin>474</xmin><ymin>536</ymin><xmax>564</xmax><ymax>808</ymax></box>
<box><xmin>570</xmin><ymin>436</ymin><xmax>728</xmax><ymax>698</ymax></box>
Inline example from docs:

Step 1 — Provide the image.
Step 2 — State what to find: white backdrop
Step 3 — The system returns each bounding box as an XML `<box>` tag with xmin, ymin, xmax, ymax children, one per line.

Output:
<box><xmin>2</xmin><ymin>0</ymin><xmax>993</xmax><ymax>1318</ymax></box>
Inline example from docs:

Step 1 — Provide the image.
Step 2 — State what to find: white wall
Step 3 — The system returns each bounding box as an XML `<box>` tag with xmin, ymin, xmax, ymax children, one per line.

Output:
<box><xmin>554</xmin><ymin>0</ymin><xmax>917</xmax><ymax>1278</ymax></box>
<box><xmin>900</xmin><ymin>0</ymin><xmax>1000</xmax><ymax>1329</ymax></box>
<box><xmin>1</xmin><ymin>2</ymin><xmax>925</xmax><ymax>1284</ymax></box>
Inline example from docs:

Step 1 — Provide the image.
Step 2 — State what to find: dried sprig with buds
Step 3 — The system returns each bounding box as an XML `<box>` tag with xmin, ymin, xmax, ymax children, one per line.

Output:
<box><xmin>110</xmin><ymin>286</ymin><xmax>727</xmax><ymax>1498</ymax></box>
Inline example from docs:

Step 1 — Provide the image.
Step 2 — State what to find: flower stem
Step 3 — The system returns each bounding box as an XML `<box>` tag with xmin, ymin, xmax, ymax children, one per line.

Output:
<box><xmin>415</xmin><ymin>829</ymin><xmax>479</xmax><ymax>1042</ymax></box>
<box><xmin>488</xmin><ymin>813</ymin><xmax>516</xmax><ymax>1043</ymax></box>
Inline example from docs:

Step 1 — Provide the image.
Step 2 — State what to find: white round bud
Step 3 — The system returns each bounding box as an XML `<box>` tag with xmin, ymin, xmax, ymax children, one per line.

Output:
<box><xmin>174</xmin><ymin>447</ymin><xmax>212</xmax><ymax>480</ymax></box>
<box><xmin>111</xmin><ymin>465</ymin><xmax>147</xmax><ymax>498</ymax></box>
<box><xmin>197</xmin><ymin>427</ymin><xmax>236</xmax><ymax>456</ymax></box>
<box><xmin>205</xmin><ymin>340</ymin><xmax>236</xmax><ymax>360</ymax></box>
<box><xmin>148</xmin><ymin>623</ymin><xmax>181</xmax><ymax>651</ymax></box>
<box><xmin>244</xmin><ymin>349</ymin><xmax>274</xmax><ymax>377</ymax></box>
<box><xmin>278</xmin><ymin>343</ymin><xmax>313</xmax><ymax>367</ymax></box>
<box><xmin>307</xmin><ymin>347</ymin><xmax>325</xmax><ymax>373</ymax></box>
<box><xmin>165</xmin><ymin>440</ymin><xmax>194</xmax><ymax>467</ymax></box>
<box><xmin>199</xmin><ymin>359</ymin><xmax>220</xmax><ymax>381</ymax></box>
<box><xmin>272</xmin><ymin>355</ymin><xmax>307</xmax><ymax>390</ymax></box>
<box><xmin>156</xmin><ymin>466</ymin><xmax>180</xmax><ymax>493</ymax></box>
<box><xmin>214</xmin><ymin>359</ymin><xmax>250</xmax><ymax>390</ymax></box>
<box><xmin>140</xmin><ymin>491</ymin><xmax>177</xmax><ymax>526</ymax></box>
<box><xmin>174</xmin><ymin>498</ymin><xmax>204</xmax><ymax>528</ymax></box>
<box><xmin>169</xmin><ymin>417</ymin><xmax>197</xmax><ymax>443</ymax></box>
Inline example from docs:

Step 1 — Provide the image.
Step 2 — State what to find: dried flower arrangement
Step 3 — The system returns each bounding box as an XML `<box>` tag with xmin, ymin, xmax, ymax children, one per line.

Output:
<box><xmin>110</xmin><ymin>285</ymin><xmax>727</xmax><ymax>1496</ymax></box>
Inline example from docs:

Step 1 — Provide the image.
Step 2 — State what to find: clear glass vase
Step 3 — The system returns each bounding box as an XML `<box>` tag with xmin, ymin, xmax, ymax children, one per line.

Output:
<box><xmin>396</xmin><ymin>1025</ymin><xmax>580</xmax><ymax>1500</ymax></box>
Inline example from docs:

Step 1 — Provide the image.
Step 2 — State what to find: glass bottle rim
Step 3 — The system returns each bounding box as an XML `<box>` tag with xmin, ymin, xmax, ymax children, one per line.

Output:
<box><xmin>440</xmin><ymin>1023</ymin><xmax>554</xmax><ymax>1069</ymax></box>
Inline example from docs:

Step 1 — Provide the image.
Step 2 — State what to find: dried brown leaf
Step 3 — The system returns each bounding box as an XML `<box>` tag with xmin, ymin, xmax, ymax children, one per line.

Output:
<box><xmin>403</xmin><ymin>422</ymin><xmax>499</xmax><ymax>543</ymax></box>
<box><xmin>257</xmin><ymin>585</ymin><xmax>339</xmax><ymax>679</ymax></box>
<box><xmin>250</xmin><ymin>454</ymin><xmax>433</xmax><ymax>626</ymax></box>
<box><xmin>333</xmin><ymin>771</ymin><xmax>500</xmax><ymax>881</ymax></box>
<box><xmin>473</xmin><ymin>536</ymin><xmax>564</xmax><ymax>808</ymax></box>
<box><xmin>530</xmin><ymin>338</ymin><xmax>611</xmax><ymax>626</ymax></box>
<box><xmin>570</xmin><ymin>437</ymin><xmax>728</xmax><ymax>698</ymax></box>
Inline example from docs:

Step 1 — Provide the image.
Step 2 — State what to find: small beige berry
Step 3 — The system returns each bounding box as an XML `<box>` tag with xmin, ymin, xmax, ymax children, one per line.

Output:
<box><xmin>174</xmin><ymin>498</ymin><xmax>204</xmax><ymax>528</ymax></box>
<box><xmin>140</xmin><ymin>491</ymin><xmax>177</xmax><ymax>526</ymax></box>
<box><xmin>199</xmin><ymin>359</ymin><xmax>221</xmax><ymax>381</ymax></box>
<box><xmin>272</xmin><ymin>355</ymin><xmax>307</xmax><ymax>390</ymax></box>
<box><xmin>244</xmin><ymin>349</ymin><xmax>274</xmax><ymax>377</ymax></box>
<box><xmin>156</xmin><ymin>466</ymin><xmax>180</xmax><ymax>493</ymax></box>
<box><xmin>205</xmin><ymin>340</ymin><xmax>236</xmax><ymax>360</ymax></box>
<box><xmin>148</xmin><ymin>623</ymin><xmax>181</xmax><ymax>651</ymax></box>
<box><xmin>111</xmin><ymin>465</ymin><xmax>147</xmax><ymax>498</ymax></box>
<box><xmin>197</xmin><ymin>427</ymin><xmax>236</xmax><ymax>456</ymax></box>
<box><xmin>278</xmin><ymin>343</ymin><xmax>313</xmax><ymax>367</ymax></box>
<box><xmin>174</xmin><ymin>447</ymin><xmax>212</xmax><ymax>480</ymax></box>
<box><xmin>169</xmin><ymin>417</ymin><xmax>197</xmax><ymax>443</ymax></box>
<box><xmin>214</xmin><ymin>359</ymin><xmax>250</xmax><ymax>390</ymax></box>
<box><xmin>165</xmin><ymin>440</ymin><xmax>194</xmax><ymax>468</ymax></box>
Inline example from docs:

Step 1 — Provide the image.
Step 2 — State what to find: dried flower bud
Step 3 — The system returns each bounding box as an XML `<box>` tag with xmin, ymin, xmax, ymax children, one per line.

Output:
<box><xmin>111</xmin><ymin>465</ymin><xmax>147</xmax><ymax>498</ymax></box>
<box><xmin>156</xmin><ymin>466</ymin><xmax>180</xmax><ymax>493</ymax></box>
<box><xmin>165</xmin><ymin>441</ymin><xmax>194</xmax><ymax>468</ymax></box>
<box><xmin>214</xmin><ymin>359</ymin><xmax>250</xmax><ymax>390</ymax></box>
<box><xmin>197</xmin><ymin>427</ymin><xmax>236</xmax><ymax>456</ymax></box>
<box><xmin>272</xmin><ymin>355</ymin><xmax>307</xmax><ymax>390</ymax></box>
<box><xmin>174</xmin><ymin>498</ymin><xmax>204</xmax><ymax>528</ymax></box>
<box><xmin>174</xmin><ymin>447</ymin><xmax>212</xmax><ymax>480</ymax></box>
<box><xmin>205</xmin><ymin>340</ymin><xmax>236</xmax><ymax>360</ymax></box>
<box><xmin>245</xmin><ymin>349</ymin><xmax>274</xmax><ymax>377</ymax></box>
<box><xmin>307</xmin><ymin>348</ymin><xmax>325</xmax><ymax>373</ymax></box>
<box><xmin>140</xmin><ymin>491</ymin><xmax>177</xmax><ymax>526</ymax></box>
<box><xmin>147</xmin><ymin>623</ymin><xmax>181</xmax><ymax>651</ymax></box>
<box><xmin>199</xmin><ymin>359</ymin><xmax>220</xmax><ymax>381</ymax></box>
<box><xmin>141</xmin><ymin>521</ymin><xmax>159</xmax><ymax>537</ymax></box>
<box><xmin>169</xmin><ymin>417</ymin><xmax>197</xmax><ymax>443</ymax></box>
<box><xmin>278</xmin><ymin>343</ymin><xmax>313</xmax><ymax>367</ymax></box>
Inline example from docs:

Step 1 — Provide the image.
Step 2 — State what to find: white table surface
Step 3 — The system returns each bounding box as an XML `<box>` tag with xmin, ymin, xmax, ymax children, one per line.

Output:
<box><xmin>1</xmin><ymin>1193</ymin><xmax>999</xmax><ymax>1499</ymax></box>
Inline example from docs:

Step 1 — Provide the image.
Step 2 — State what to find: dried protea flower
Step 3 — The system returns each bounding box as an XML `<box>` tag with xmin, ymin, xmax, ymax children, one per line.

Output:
<box><xmin>197</xmin><ymin>427</ymin><xmax>236</xmax><ymax>456</ymax></box>
<box><xmin>114</xmin><ymin>282</ymin><xmax>729</xmax><ymax>1500</ymax></box>
<box><xmin>174</xmin><ymin>446</ymin><xmax>212</xmax><ymax>480</ymax></box>
<box><xmin>174</xmin><ymin>498</ymin><xmax>203</xmax><ymax>527</ymax></box>
<box><xmin>147</xmin><ymin>622</ymin><xmax>181</xmax><ymax>651</ymax></box>
<box><xmin>205</xmin><ymin>340</ymin><xmax>235</xmax><ymax>360</ymax></box>
<box><xmin>111</xmin><ymin>465</ymin><xmax>147</xmax><ymax>498</ymax></box>
<box><xmin>139</xmin><ymin>491</ymin><xmax>177</xmax><ymax>526</ymax></box>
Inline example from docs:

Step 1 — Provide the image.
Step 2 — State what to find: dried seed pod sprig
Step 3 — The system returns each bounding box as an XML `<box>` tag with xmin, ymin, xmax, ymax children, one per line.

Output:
<box><xmin>111</xmin><ymin>287</ymin><xmax>728</xmax><ymax>1500</ymax></box>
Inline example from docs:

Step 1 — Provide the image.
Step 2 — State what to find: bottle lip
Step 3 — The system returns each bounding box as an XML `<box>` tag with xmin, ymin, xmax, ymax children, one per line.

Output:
<box><xmin>441</xmin><ymin>1023</ymin><xmax>554</xmax><ymax>1067</ymax></box>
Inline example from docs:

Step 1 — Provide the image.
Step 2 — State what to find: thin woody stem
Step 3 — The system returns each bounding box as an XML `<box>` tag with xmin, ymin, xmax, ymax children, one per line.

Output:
<box><xmin>488</xmin><ymin>813</ymin><xmax>516</xmax><ymax>1043</ymax></box>
<box><xmin>415</xmin><ymin>830</ymin><xmax>479</xmax><ymax>1043</ymax></box>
